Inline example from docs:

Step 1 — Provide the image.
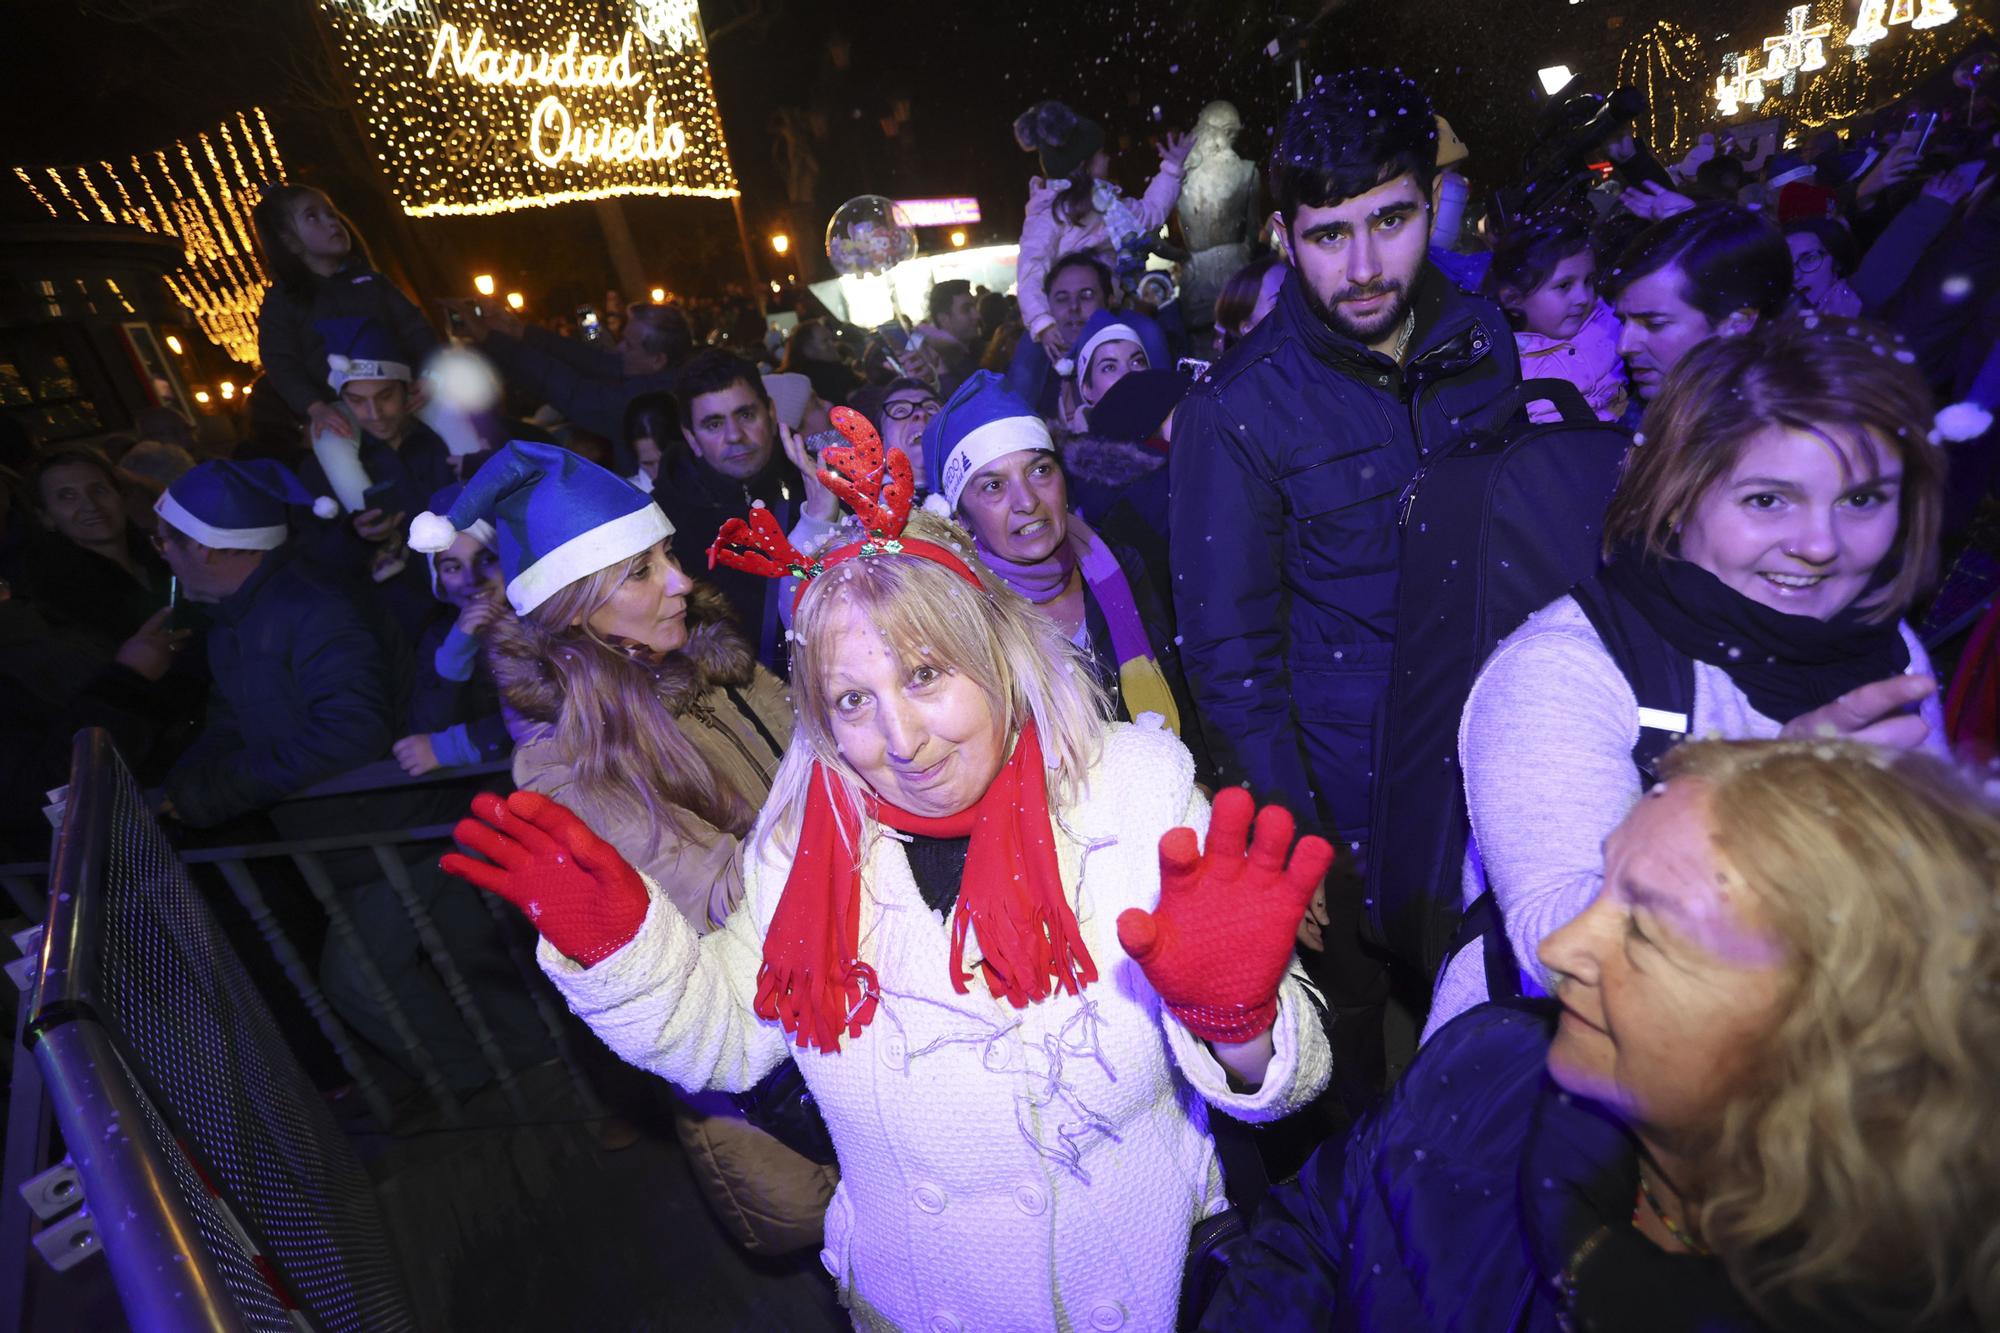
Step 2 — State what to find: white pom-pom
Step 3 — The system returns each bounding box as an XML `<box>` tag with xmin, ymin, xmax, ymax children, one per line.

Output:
<box><xmin>921</xmin><ymin>493</ymin><xmax>954</xmax><ymax>519</ymax></box>
<box><xmin>312</xmin><ymin>495</ymin><xmax>340</xmax><ymax>520</ymax></box>
<box><xmin>327</xmin><ymin>354</ymin><xmax>351</xmax><ymax>373</ymax></box>
<box><xmin>422</xmin><ymin>345</ymin><xmax>502</xmax><ymax>414</ymax></box>
<box><xmin>1053</xmin><ymin>357</ymin><xmax>1075</xmax><ymax>377</ymax></box>
<box><xmin>1934</xmin><ymin>401</ymin><xmax>1994</xmax><ymax>443</ymax></box>
<box><xmin>408</xmin><ymin>510</ymin><xmax>459</xmax><ymax>553</ymax></box>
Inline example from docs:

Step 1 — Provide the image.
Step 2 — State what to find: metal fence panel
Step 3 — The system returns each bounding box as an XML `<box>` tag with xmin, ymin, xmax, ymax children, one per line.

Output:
<box><xmin>31</xmin><ymin>730</ymin><xmax>417</xmax><ymax>1332</ymax></box>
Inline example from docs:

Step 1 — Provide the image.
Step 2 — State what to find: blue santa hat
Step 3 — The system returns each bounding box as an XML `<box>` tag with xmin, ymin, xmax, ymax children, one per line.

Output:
<box><xmin>155</xmin><ymin>459</ymin><xmax>339</xmax><ymax>550</ymax></box>
<box><xmin>922</xmin><ymin>371</ymin><xmax>1055</xmax><ymax>513</ymax></box>
<box><xmin>407</xmin><ymin>440</ymin><xmax>673</xmax><ymax>615</ymax></box>
<box><xmin>321</xmin><ymin>315</ymin><xmax>413</xmax><ymax>392</ymax></box>
<box><xmin>1069</xmin><ymin>308</ymin><xmax>1170</xmax><ymax>389</ymax></box>
<box><xmin>421</xmin><ymin>482</ymin><xmax>499</xmax><ymax>600</ymax></box>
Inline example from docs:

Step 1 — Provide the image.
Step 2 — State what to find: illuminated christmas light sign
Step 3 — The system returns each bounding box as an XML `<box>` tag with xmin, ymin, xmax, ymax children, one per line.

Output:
<box><xmin>1851</xmin><ymin>0</ymin><xmax>1957</xmax><ymax>51</ymax></box>
<box><xmin>317</xmin><ymin>0</ymin><xmax>737</xmax><ymax>218</ymax></box>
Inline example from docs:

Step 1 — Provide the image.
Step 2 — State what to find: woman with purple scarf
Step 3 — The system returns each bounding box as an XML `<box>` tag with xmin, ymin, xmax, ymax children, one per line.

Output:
<box><xmin>922</xmin><ymin>372</ymin><xmax>1213</xmax><ymax>783</ymax></box>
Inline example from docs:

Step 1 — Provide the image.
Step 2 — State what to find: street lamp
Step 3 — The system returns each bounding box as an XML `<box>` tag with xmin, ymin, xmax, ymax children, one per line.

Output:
<box><xmin>164</xmin><ymin>333</ymin><xmax>185</xmax><ymax>355</ymax></box>
<box><xmin>770</xmin><ymin>233</ymin><xmax>790</xmax><ymax>255</ymax></box>
<box><xmin>219</xmin><ymin>381</ymin><xmax>236</xmax><ymax>400</ymax></box>
<box><xmin>949</xmin><ymin>230</ymin><xmax>968</xmax><ymax>249</ymax></box>
<box><xmin>1537</xmin><ymin>65</ymin><xmax>1576</xmax><ymax>97</ymax></box>
<box><xmin>506</xmin><ymin>291</ymin><xmax>525</xmax><ymax>311</ymax></box>
<box><xmin>649</xmin><ymin>286</ymin><xmax>667</xmax><ymax>303</ymax></box>
<box><xmin>473</xmin><ymin>273</ymin><xmax>497</xmax><ymax>297</ymax></box>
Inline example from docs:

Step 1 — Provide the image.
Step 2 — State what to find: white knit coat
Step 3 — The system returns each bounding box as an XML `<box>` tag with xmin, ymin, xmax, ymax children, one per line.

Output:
<box><xmin>540</xmin><ymin>718</ymin><xmax>1331</xmax><ymax>1331</ymax></box>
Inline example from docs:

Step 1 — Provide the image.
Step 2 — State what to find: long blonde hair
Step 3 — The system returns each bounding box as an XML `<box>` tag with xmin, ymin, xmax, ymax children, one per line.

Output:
<box><xmin>485</xmin><ymin>553</ymin><xmax>754</xmax><ymax>860</ymax></box>
<box><xmin>1661</xmin><ymin>739</ymin><xmax>2000</xmax><ymax>1330</ymax></box>
<box><xmin>751</xmin><ymin>510</ymin><xmax>1109</xmax><ymax>862</ymax></box>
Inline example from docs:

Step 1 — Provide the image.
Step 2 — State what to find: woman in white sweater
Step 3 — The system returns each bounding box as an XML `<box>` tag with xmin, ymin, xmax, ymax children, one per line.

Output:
<box><xmin>1426</xmin><ymin>318</ymin><xmax>1951</xmax><ymax>1039</ymax></box>
<box><xmin>447</xmin><ymin>417</ymin><xmax>1333</xmax><ymax>1330</ymax></box>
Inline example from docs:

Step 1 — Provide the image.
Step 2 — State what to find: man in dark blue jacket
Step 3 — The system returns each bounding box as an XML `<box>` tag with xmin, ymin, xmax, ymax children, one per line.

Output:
<box><xmin>155</xmin><ymin>461</ymin><xmax>394</xmax><ymax>828</ymax></box>
<box><xmin>1170</xmin><ymin>71</ymin><xmax>1518</xmax><ymax>1105</ymax></box>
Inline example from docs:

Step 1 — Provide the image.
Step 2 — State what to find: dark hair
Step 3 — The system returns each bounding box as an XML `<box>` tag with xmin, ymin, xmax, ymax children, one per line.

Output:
<box><xmin>1781</xmin><ymin>217</ymin><xmax>1859</xmax><ymax>279</ymax></box>
<box><xmin>674</xmin><ymin>348</ymin><xmax>767</xmax><ymax>431</ymax></box>
<box><xmin>1693</xmin><ymin>155</ymin><xmax>1748</xmax><ymax>201</ymax></box>
<box><xmin>251</xmin><ymin>184</ymin><xmax>369</xmax><ymax>293</ymax></box>
<box><xmin>30</xmin><ymin>446</ymin><xmax>117</xmax><ymax>508</ymax></box>
<box><xmin>626</xmin><ymin>304</ymin><xmax>695</xmax><ymax>366</ymax></box>
<box><xmin>1604</xmin><ymin>204</ymin><xmax>1791</xmax><ymax>324</ymax></box>
<box><xmin>1268</xmin><ymin>69</ymin><xmax>1438</xmax><ymax>223</ymax></box>
<box><xmin>779</xmin><ymin>318</ymin><xmax>834</xmax><ymax>373</ymax></box>
<box><xmin>1214</xmin><ymin>254</ymin><xmax>1282</xmax><ymax>343</ymax></box>
<box><xmin>622</xmin><ymin>391</ymin><xmax>679</xmax><ymax>448</ymax></box>
<box><xmin>977</xmin><ymin>290</ymin><xmax>1010</xmax><ymax>334</ymax></box>
<box><xmin>927</xmin><ymin>279</ymin><xmax>973</xmax><ymax>323</ymax></box>
<box><xmin>1485</xmin><ymin>212</ymin><xmax>1594</xmax><ymax>308</ymax></box>
<box><xmin>1045</xmin><ymin>250</ymin><xmax>1114</xmax><ymax>301</ymax></box>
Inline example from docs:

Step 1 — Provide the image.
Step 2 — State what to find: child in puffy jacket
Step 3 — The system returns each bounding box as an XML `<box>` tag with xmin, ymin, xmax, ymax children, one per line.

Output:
<box><xmin>251</xmin><ymin>184</ymin><xmax>439</xmax><ymax>442</ymax></box>
<box><xmin>1013</xmin><ymin>100</ymin><xmax>1191</xmax><ymax>366</ymax></box>
<box><xmin>1485</xmin><ymin>212</ymin><xmax>1629</xmax><ymax>423</ymax></box>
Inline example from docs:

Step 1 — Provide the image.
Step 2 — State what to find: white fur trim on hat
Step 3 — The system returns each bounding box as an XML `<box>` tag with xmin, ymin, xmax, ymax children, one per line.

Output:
<box><xmin>505</xmin><ymin>503</ymin><xmax>674</xmax><ymax>616</ymax></box>
<box><xmin>408</xmin><ymin>511</ymin><xmax>460</xmax><ymax>554</ymax></box>
<box><xmin>154</xmin><ymin>489</ymin><xmax>288</xmax><ymax>551</ymax></box>
<box><xmin>329</xmin><ymin>356</ymin><xmax>412</xmax><ymax>390</ymax></box>
<box><xmin>1073</xmin><ymin>322</ymin><xmax>1142</xmax><ymax>385</ymax></box>
<box><xmin>1934</xmin><ymin>401</ymin><xmax>1994</xmax><ymax>443</ymax></box>
<box><xmin>939</xmin><ymin>414</ymin><xmax>1055</xmax><ymax>512</ymax></box>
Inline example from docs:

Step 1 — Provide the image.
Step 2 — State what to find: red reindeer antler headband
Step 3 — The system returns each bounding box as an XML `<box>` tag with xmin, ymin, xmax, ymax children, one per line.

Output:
<box><xmin>707</xmin><ymin>406</ymin><xmax>982</xmax><ymax>602</ymax></box>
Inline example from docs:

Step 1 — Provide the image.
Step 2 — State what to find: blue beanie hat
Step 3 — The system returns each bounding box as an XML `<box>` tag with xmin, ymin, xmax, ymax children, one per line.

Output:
<box><xmin>407</xmin><ymin>441</ymin><xmax>672</xmax><ymax>615</ymax></box>
<box><xmin>320</xmin><ymin>316</ymin><xmax>413</xmax><ymax>391</ymax></box>
<box><xmin>156</xmin><ymin>459</ymin><xmax>337</xmax><ymax>550</ymax></box>
<box><xmin>921</xmin><ymin>371</ymin><xmax>1054</xmax><ymax>513</ymax></box>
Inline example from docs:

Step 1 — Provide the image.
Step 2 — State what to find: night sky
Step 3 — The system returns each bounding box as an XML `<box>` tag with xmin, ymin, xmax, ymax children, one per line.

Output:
<box><xmin>3</xmin><ymin>0</ymin><xmax>1990</xmax><ymax>303</ymax></box>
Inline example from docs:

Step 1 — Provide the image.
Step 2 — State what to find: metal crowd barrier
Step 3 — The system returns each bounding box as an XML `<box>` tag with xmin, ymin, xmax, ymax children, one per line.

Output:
<box><xmin>1</xmin><ymin>730</ymin><xmax>601</xmax><ymax>1330</ymax></box>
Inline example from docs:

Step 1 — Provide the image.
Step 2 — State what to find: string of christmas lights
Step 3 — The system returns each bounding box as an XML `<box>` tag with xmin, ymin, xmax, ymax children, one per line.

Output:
<box><xmin>316</xmin><ymin>0</ymin><xmax>738</xmax><ymax>218</ymax></box>
<box><xmin>1617</xmin><ymin>20</ymin><xmax>1708</xmax><ymax>153</ymax></box>
<box><xmin>10</xmin><ymin>109</ymin><xmax>288</xmax><ymax>365</ymax></box>
<box><xmin>1708</xmin><ymin>0</ymin><xmax>1989</xmax><ymax>129</ymax></box>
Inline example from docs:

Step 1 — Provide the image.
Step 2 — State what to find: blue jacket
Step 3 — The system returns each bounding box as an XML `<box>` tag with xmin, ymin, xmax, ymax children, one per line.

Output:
<box><xmin>1168</xmin><ymin>265</ymin><xmax>1517</xmax><ymax>846</ymax></box>
<box><xmin>1199</xmin><ymin>1003</ymin><xmax>1768</xmax><ymax>1332</ymax></box>
<box><xmin>165</xmin><ymin>549</ymin><xmax>395</xmax><ymax>828</ymax></box>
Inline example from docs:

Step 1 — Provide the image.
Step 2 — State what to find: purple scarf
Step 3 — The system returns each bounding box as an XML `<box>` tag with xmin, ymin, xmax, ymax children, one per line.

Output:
<box><xmin>976</xmin><ymin>515</ymin><xmax>1180</xmax><ymax>732</ymax></box>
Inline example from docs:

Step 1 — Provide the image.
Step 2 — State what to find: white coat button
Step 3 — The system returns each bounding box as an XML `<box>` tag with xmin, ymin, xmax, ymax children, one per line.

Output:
<box><xmin>929</xmin><ymin>1314</ymin><xmax>963</xmax><ymax>1333</ymax></box>
<box><xmin>880</xmin><ymin>1034</ymin><xmax>908</xmax><ymax>1068</ymax></box>
<box><xmin>1014</xmin><ymin>1184</ymin><xmax>1046</xmax><ymax>1215</ymax></box>
<box><xmin>1089</xmin><ymin>1303</ymin><xmax>1125</xmax><ymax>1330</ymax></box>
<box><xmin>912</xmin><ymin>1183</ymin><xmax>947</xmax><ymax>1214</ymax></box>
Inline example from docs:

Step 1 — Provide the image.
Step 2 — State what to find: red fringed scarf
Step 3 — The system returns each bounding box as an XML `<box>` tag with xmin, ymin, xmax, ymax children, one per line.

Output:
<box><xmin>754</xmin><ymin>723</ymin><xmax>1097</xmax><ymax>1053</ymax></box>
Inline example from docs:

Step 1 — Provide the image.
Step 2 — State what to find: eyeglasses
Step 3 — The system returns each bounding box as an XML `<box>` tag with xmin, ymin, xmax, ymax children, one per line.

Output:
<box><xmin>1793</xmin><ymin>249</ymin><xmax>1829</xmax><ymax>274</ymax></box>
<box><xmin>882</xmin><ymin>398</ymin><xmax>941</xmax><ymax>421</ymax></box>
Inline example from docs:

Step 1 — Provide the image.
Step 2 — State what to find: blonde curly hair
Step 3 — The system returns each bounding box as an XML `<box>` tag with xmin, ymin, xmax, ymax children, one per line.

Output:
<box><xmin>1661</xmin><ymin>739</ymin><xmax>2000</xmax><ymax>1330</ymax></box>
<box><xmin>752</xmin><ymin>509</ymin><xmax>1109</xmax><ymax>861</ymax></box>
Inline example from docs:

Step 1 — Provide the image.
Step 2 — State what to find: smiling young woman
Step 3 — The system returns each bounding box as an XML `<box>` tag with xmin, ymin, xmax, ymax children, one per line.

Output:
<box><xmin>1424</xmin><ymin>317</ymin><xmax>1950</xmax><ymax>1039</ymax></box>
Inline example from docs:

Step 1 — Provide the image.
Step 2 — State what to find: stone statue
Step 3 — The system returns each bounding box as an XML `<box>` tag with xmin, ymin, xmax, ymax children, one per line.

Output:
<box><xmin>1176</xmin><ymin>101</ymin><xmax>1261</xmax><ymax>330</ymax></box>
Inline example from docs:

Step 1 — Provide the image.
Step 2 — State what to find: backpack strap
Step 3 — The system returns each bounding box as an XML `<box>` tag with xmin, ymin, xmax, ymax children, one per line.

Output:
<box><xmin>1451</xmin><ymin>578</ymin><xmax>1697</xmax><ymax>1005</ymax></box>
<box><xmin>1569</xmin><ymin>576</ymin><xmax>1696</xmax><ymax>790</ymax></box>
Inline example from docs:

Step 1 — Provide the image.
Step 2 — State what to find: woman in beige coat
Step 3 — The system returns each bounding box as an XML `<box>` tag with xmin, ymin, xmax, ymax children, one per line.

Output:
<box><xmin>410</xmin><ymin>439</ymin><xmax>835</xmax><ymax>1254</ymax></box>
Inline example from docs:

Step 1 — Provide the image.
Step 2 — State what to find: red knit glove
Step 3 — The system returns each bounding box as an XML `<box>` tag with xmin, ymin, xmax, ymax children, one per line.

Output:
<box><xmin>441</xmin><ymin>791</ymin><xmax>648</xmax><ymax>967</ymax></box>
<box><xmin>1117</xmin><ymin>787</ymin><xmax>1334</xmax><ymax>1044</ymax></box>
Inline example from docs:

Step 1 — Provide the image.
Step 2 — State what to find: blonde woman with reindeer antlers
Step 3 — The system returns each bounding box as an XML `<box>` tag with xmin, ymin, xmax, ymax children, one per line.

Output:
<box><xmin>442</xmin><ymin>409</ymin><xmax>1334</xmax><ymax>1330</ymax></box>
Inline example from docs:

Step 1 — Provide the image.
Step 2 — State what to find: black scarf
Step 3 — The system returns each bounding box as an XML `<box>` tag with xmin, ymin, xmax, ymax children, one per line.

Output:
<box><xmin>1598</xmin><ymin>547</ymin><xmax>1910</xmax><ymax>724</ymax></box>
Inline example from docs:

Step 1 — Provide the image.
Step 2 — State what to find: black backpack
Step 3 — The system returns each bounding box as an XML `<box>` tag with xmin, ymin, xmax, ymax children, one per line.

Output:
<box><xmin>1363</xmin><ymin>378</ymin><xmax>1637</xmax><ymax>996</ymax></box>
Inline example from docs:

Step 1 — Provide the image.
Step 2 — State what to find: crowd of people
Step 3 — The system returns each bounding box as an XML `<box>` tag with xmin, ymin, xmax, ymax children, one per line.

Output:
<box><xmin>2</xmin><ymin>51</ymin><xmax>1998</xmax><ymax>1333</ymax></box>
